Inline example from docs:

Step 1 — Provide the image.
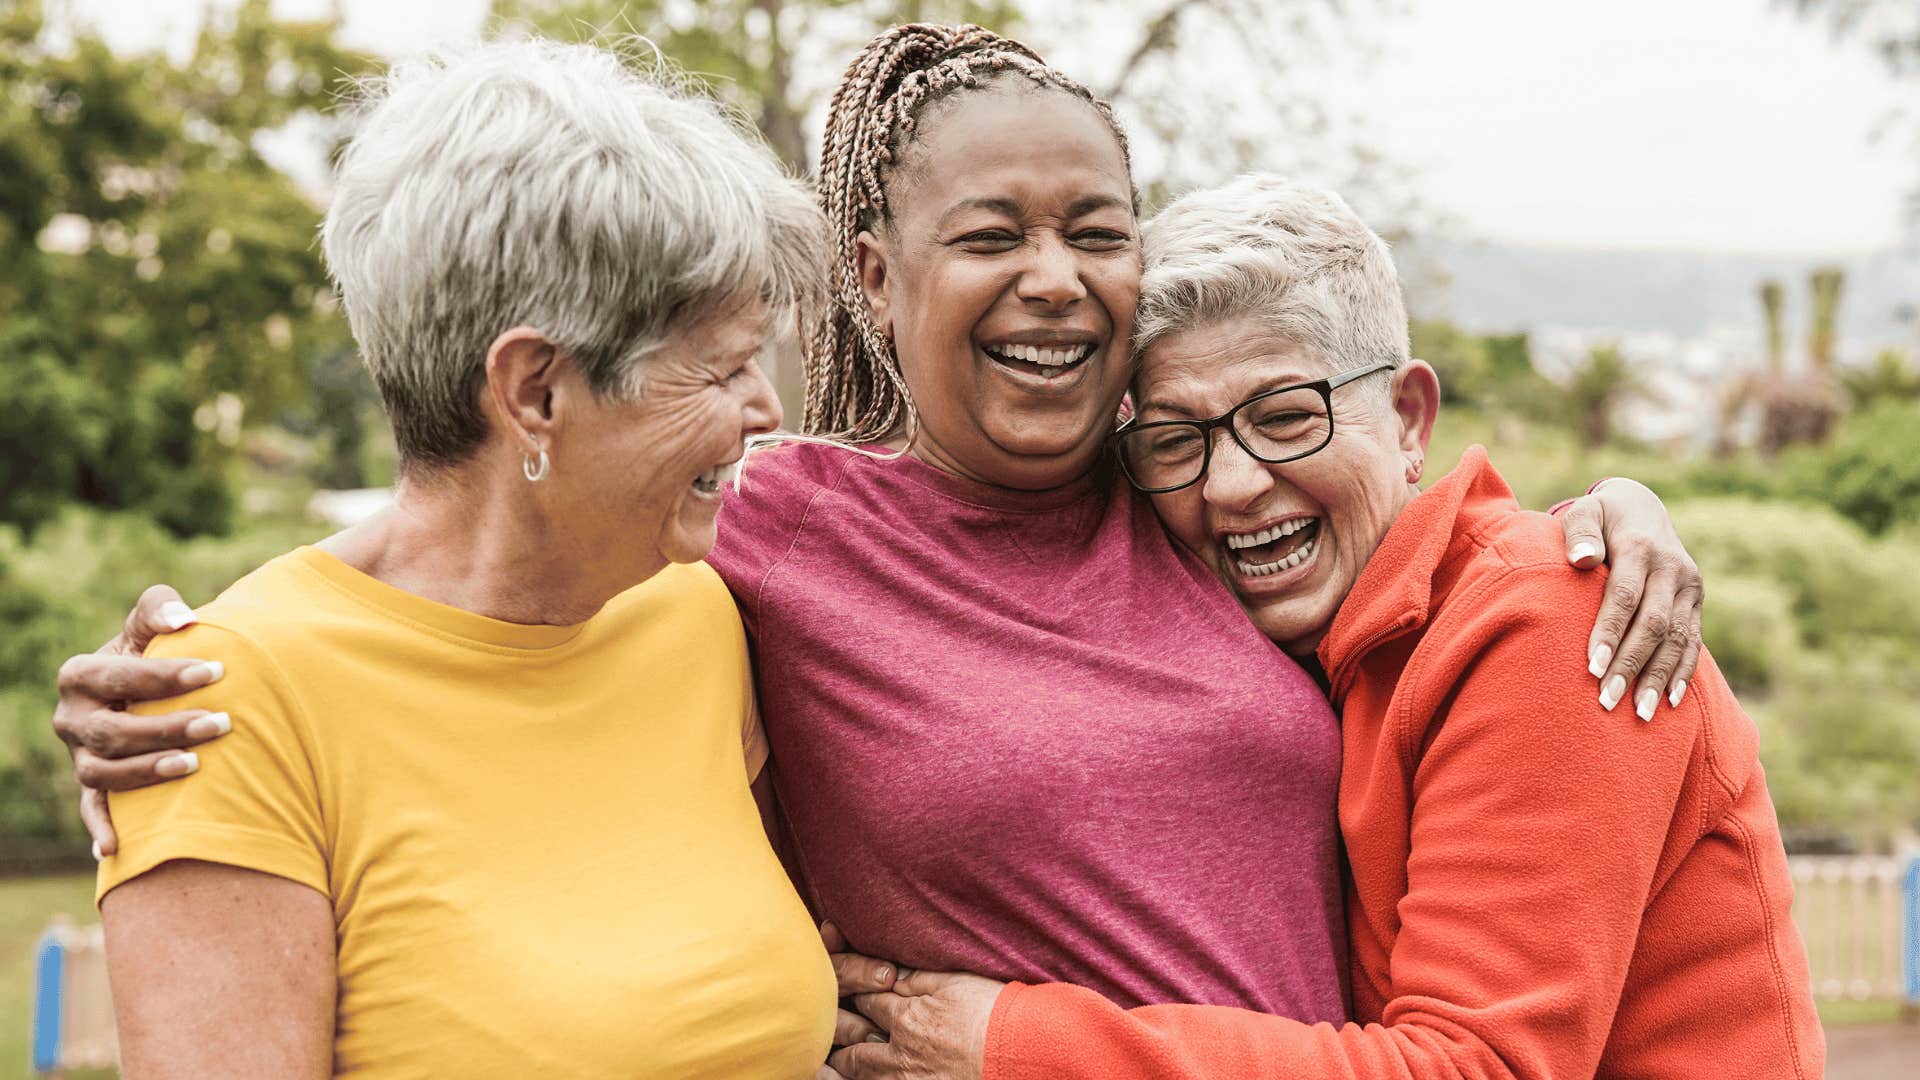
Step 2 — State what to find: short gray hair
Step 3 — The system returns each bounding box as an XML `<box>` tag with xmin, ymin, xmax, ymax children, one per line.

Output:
<box><xmin>322</xmin><ymin>37</ymin><xmax>824</xmax><ymax>468</ymax></box>
<box><xmin>1136</xmin><ymin>174</ymin><xmax>1408</xmax><ymax>384</ymax></box>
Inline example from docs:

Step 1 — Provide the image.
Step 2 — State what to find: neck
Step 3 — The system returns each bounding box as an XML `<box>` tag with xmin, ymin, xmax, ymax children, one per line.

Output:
<box><xmin>318</xmin><ymin>455</ymin><xmax>660</xmax><ymax>627</ymax></box>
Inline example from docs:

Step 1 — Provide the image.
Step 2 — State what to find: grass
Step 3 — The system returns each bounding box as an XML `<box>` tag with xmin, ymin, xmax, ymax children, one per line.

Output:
<box><xmin>1819</xmin><ymin>997</ymin><xmax>1910</xmax><ymax>1028</ymax></box>
<box><xmin>1</xmin><ymin>872</ymin><xmax>114</xmax><ymax>1080</ymax></box>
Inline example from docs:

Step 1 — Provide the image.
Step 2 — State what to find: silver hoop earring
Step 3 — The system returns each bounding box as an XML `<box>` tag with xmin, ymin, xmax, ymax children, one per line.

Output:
<box><xmin>522</xmin><ymin>448</ymin><xmax>550</xmax><ymax>483</ymax></box>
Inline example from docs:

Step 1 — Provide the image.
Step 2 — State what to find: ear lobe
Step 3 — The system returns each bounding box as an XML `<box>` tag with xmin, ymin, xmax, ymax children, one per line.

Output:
<box><xmin>855</xmin><ymin>230</ymin><xmax>893</xmax><ymax>339</ymax></box>
<box><xmin>484</xmin><ymin>326</ymin><xmax>563</xmax><ymax>455</ymax></box>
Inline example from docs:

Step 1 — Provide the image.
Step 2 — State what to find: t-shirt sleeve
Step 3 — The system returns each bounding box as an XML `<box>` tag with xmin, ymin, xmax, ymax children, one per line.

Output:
<box><xmin>97</xmin><ymin>622</ymin><xmax>328</xmax><ymax>905</ymax></box>
<box><xmin>707</xmin><ymin>445</ymin><xmax>837</xmax><ymax>624</ymax></box>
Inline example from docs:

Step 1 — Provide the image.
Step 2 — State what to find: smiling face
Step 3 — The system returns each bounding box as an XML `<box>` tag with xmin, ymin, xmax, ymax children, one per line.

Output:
<box><xmin>552</xmin><ymin>300</ymin><xmax>782</xmax><ymax>576</ymax></box>
<box><xmin>857</xmin><ymin>81</ymin><xmax>1140</xmax><ymax>491</ymax></box>
<box><xmin>1135</xmin><ymin>316</ymin><xmax>1436</xmax><ymax>654</ymax></box>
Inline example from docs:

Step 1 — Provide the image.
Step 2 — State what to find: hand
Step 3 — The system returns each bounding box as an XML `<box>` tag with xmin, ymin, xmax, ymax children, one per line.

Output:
<box><xmin>52</xmin><ymin>585</ymin><xmax>231</xmax><ymax>855</ymax></box>
<box><xmin>828</xmin><ymin>969</ymin><xmax>1003</xmax><ymax>1080</ymax></box>
<box><xmin>823</xmin><ymin>921</ymin><xmax>899</xmax><ymax>1048</ymax></box>
<box><xmin>1561</xmin><ymin>478</ymin><xmax>1704</xmax><ymax>720</ymax></box>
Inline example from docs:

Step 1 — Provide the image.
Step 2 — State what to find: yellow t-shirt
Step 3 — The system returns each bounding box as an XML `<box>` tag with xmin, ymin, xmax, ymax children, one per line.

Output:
<box><xmin>99</xmin><ymin>547</ymin><xmax>835</xmax><ymax>1078</ymax></box>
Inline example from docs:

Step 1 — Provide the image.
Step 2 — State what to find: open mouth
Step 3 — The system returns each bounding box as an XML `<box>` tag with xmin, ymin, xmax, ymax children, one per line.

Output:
<box><xmin>982</xmin><ymin>342</ymin><xmax>1096</xmax><ymax>380</ymax></box>
<box><xmin>692</xmin><ymin>460</ymin><xmax>740</xmax><ymax>495</ymax></box>
<box><xmin>1224</xmin><ymin>517</ymin><xmax>1321</xmax><ymax>577</ymax></box>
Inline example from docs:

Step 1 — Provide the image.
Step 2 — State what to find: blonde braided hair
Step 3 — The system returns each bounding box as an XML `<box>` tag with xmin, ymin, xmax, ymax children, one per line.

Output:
<box><xmin>803</xmin><ymin>23</ymin><xmax>1134</xmax><ymax>442</ymax></box>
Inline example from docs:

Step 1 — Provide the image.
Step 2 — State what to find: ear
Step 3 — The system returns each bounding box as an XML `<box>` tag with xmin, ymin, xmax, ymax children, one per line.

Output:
<box><xmin>855</xmin><ymin>229</ymin><xmax>894</xmax><ymax>339</ymax></box>
<box><xmin>483</xmin><ymin>326</ymin><xmax>563</xmax><ymax>456</ymax></box>
<box><xmin>1390</xmin><ymin>359</ymin><xmax>1441</xmax><ymax>464</ymax></box>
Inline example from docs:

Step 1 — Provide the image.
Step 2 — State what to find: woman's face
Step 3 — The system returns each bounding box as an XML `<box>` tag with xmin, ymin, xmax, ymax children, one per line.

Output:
<box><xmin>858</xmin><ymin>83</ymin><xmax>1140</xmax><ymax>491</ymax></box>
<box><xmin>1134</xmin><ymin>317</ymin><xmax>1436</xmax><ymax>654</ymax></box>
<box><xmin>551</xmin><ymin>301</ymin><xmax>782</xmax><ymax>576</ymax></box>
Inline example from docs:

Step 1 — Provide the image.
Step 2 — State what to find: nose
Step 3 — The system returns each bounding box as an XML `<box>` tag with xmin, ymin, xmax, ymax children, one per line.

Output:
<box><xmin>1016</xmin><ymin>234</ymin><xmax>1088</xmax><ymax>310</ymax></box>
<box><xmin>1201</xmin><ymin>428</ymin><xmax>1277</xmax><ymax>515</ymax></box>
<box><xmin>742</xmin><ymin>359</ymin><xmax>783</xmax><ymax>436</ymax></box>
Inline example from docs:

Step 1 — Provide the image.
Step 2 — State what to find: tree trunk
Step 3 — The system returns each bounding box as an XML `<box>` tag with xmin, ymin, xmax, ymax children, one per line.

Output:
<box><xmin>753</xmin><ymin>0</ymin><xmax>806</xmax><ymax>171</ymax></box>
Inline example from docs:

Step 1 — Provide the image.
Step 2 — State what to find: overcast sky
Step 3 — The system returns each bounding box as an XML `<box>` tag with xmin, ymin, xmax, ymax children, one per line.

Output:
<box><xmin>66</xmin><ymin>0</ymin><xmax>1912</xmax><ymax>257</ymax></box>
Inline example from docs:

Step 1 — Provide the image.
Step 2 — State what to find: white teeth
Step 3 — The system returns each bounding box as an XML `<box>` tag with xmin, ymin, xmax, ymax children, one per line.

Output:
<box><xmin>693</xmin><ymin>460</ymin><xmax>739</xmax><ymax>492</ymax></box>
<box><xmin>1235</xmin><ymin>534</ymin><xmax>1318</xmax><ymax>577</ymax></box>
<box><xmin>1225</xmin><ymin>518</ymin><xmax>1313</xmax><ymax>550</ymax></box>
<box><xmin>986</xmin><ymin>343</ymin><xmax>1093</xmax><ymax>367</ymax></box>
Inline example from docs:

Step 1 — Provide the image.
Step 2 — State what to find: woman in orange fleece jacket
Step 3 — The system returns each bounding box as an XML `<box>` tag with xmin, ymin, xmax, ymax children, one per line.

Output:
<box><xmin>826</xmin><ymin>175</ymin><xmax>1823</xmax><ymax>1080</ymax></box>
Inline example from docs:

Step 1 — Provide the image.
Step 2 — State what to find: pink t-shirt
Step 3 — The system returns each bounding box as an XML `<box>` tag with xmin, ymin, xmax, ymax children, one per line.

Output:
<box><xmin>708</xmin><ymin>443</ymin><xmax>1347</xmax><ymax>1020</ymax></box>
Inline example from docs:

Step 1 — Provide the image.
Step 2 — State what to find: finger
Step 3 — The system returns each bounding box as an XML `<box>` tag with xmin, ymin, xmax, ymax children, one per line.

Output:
<box><xmin>80</xmin><ymin>788</ymin><xmax>118</xmax><ymax>857</ymax></box>
<box><xmin>67</xmin><ymin>706</ymin><xmax>232</xmax><ymax>761</ymax></box>
<box><xmin>1561</xmin><ymin>495</ymin><xmax>1607</xmax><ymax>569</ymax></box>
<box><xmin>1599</xmin><ymin>570</ymin><xmax>1676</xmax><ymax>716</ymax></box>
<box><xmin>1632</xmin><ymin>587</ymin><xmax>1699</xmax><ymax>721</ymax></box>
<box><xmin>1669</xmin><ymin>595</ymin><xmax>1704</xmax><ymax>707</ymax></box>
<box><xmin>56</xmin><ymin>653</ymin><xmax>225</xmax><ymax>718</ymax></box>
<box><xmin>828</xmin><ymin>1042</ymin><xmax>892</xmax><ymax>1080</ymax></box>
<box><xmin>832</xmin><ymin>951</ymin><xmax>897</xmax><ymax>995</ymax></box>
<box><xmin>1585</xmin><ymin>550</ymin><xmax>1648</xmax><ymax>682</ymax></box>
<box><xmin>814</xmin><ymin>1067</ymin><xmax>851</xmax><ymax>1080</ymax></box>
<box><xmin>72</xmin><ymin>746</ymin><xmax>202</xmax><ymax>792</ymax></box>
<box><xmin>834</xmin><ymin>1007</ymin><xmax>884</xmax><ymax>1047</ymax></box>
<box><xmin>121</xmin><ymin>585</ymin><xmax>195</xmax><ymax>654</ymax></box>
<box><xmin>820</xmin><ymin>920</ymin><xmax>848</xmax><ymax>953</ymax></box>
<box><xmin>851</xmin><ymin>991</ymin><xmax>907</xmax><ymax>1030</ymax></box>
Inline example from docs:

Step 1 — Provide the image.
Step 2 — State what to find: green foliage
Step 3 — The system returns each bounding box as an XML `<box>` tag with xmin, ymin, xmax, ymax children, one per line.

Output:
<box><xmin>0</xmin><ymin>507</ymin><xmax>325</xmax><ymax>843</ymax></box>
<box><xmin>0</xmin><ymin>0</ymin><xmax>371</xmax><ymax>537</ymax></box>
<box><xmin>1791</xmin><ymin>399</ymin><xmax>1920</xmax><ymax>535</ymax></box>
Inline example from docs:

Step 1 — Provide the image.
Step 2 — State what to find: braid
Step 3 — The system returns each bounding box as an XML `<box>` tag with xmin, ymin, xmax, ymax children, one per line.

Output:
<box><xmin>804</xmin><ymin>23</ymin><xmax>1133</xmax><ymax>441</ymax></box>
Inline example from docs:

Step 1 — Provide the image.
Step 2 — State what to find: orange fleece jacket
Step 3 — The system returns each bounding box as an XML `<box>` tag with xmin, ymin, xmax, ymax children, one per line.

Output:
<box><xmin>984</xmin><ymin>447</ymin><xmax>1823</xmax><ymax>1080</ymax></box>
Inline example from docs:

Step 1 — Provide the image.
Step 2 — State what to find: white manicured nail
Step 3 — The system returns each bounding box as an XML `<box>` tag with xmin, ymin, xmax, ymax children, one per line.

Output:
<box><xmin>1599</xmin><ymin>675</ymin><xmax>1626</xmax><ymax>711</ymax></box>
<box><xmin>91</xmin><ymin>841</ymin><xmax>103</xmax><ymax>861</ymax></box>
<box><xmin>1669</xmin><ymin>679</ymin><xmax>1687</xmax><ymax>708</ymax></box>
<box><xmin>1569</xmin><ymin>541</ymin><xmax>1600</xmax><ymax>564</ymax></box>
<box><xmin>1635</xmin><ymin>688</ymin><xmax>1659</xmax><ymax>722</ymax></box>
<box><xmin>156</xmin><ymin>752</ymin><xmax>199</xmax><ymax>778</ymax></box>
<box><xmin>180</xmin><ymin>661</ymin><xmax>224</xmax><ymax>687</ymax></box>
<box><xmin>158</xmin><ymin>601</ymin><xmax>197</xmax><ymax>631</ymax></box>
<box><xmin>185</xmin><ymin>712</ymin><xmax>231</xmax><ymax>740</ymax></box>
<box><xmin>1588</xmin><ymin>644</ymin><xmax>1612</xmax><ymax>679</ymax></box>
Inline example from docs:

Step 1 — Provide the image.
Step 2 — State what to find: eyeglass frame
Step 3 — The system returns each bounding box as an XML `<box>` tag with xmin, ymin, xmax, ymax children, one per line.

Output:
<box><xmin>1112</xmin><ymin>359</ymin><xmax>1400</xmax><ymax>494</ymax></box>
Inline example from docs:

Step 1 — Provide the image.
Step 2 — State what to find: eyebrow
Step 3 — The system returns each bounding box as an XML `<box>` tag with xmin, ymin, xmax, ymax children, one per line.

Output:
<box><xmin>937</xmin><ymin>193</ymin><xmax>1133</xmax><ymax>229</ymax></box>
<box><xmin>1139</xmin><ymin>372</ymin><xmax>1320</xmax><ymax>421</ymax></box>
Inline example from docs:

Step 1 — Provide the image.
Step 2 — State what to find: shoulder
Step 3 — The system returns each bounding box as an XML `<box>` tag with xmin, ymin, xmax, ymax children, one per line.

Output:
<box><xmin>1446</xmin><ymin>507</ymin><xmax>1600</xmax><ymax>627</ymax></box>
<box><xmin>145</xmin><ymin>551</ymin><xmax>337</xmax><ymax>685</ymax></box>
<box><xmin>605</xmin><ymin>561</ymin><xmax>745</xmax><ymax>644</ymax></box>
<box><xmin>709</xmin><ymin>441</ymin><xmax>871</xmax><ymax>594</ymax></box>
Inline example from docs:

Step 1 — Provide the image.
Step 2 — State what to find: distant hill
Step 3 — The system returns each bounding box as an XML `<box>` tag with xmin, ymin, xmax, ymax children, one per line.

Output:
<box><xmin>1402</xmin><ymin>240</ymin><xmax>1920</xmax><ymax>348</ymax></box>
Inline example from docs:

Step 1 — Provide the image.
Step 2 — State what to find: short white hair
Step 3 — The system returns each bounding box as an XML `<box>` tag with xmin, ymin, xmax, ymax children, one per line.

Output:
<box><xmin>321</xmin><ymin>37</ymin><xmax>824</xmax><ymax>467</ymax></box>
<box><xmin>1136</xmin><ymin>174</ymin><xmax>1408</xmax><ymax>385</ymax></box>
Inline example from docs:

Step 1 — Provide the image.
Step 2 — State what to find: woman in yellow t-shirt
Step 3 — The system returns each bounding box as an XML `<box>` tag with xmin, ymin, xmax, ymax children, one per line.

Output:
<box><xmin>91</xmin><ymin>39</ymin><xmax>835</xmax><ymax>1078</ymax></box>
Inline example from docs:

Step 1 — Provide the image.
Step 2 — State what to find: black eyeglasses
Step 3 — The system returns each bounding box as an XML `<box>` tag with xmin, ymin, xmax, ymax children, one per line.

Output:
<box><xmin>1112</xmin><ymin>360</ymin><xmax>1397</xmax><ymax>494</ymax></box>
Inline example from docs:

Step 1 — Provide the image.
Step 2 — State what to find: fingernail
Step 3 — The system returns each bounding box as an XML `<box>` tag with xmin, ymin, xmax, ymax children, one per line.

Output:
<box><xmin>1635</xmin><ymin>688</ymin><xmax>1659</xmax><ymax>722</ymax></box>
<box><xmin>866</xmin><ymin>1034</ymin><xmax>887</xmax><ymax>1044</ymax></box>
<box><xmin>156</xmin><ymin>752</ymin><xmax>199</xmax><ymax>778</ymax></box>
<box><xmin>1588</xmin><ymin>644</ymin><xmax>1612</xmax><ymax>679</ymax></box>
<box><xmin>158</xmin><ymin>601</ymin><xmax>197</xmax><ymax>631</ymax></box>
<box><xmin>180</xmin><ymin>661</ymin><xmax>224</xmax><ymax>687</ymax></box>
<box><xmin>1569</xmin><ymin>541</ymin><xmax>1600</xmax><ymax>564</ymax></box>
<box><xmin>1669</xmin><ymin>679</ymin><xmax>1687</xmax><ymax>708</ymax></box>
<box><xmin>91</xmin><ymin>841</ymin><xmax>103</xmax><ymax>861</ymax></box>
<box><xmin>875</xmin><ymin>965</ymin><xmax>893</xmax><ymax>983</ymax></box>
<box><xmin>185</xmin><ymin>712</ymin><xmax>232</xmax><ymax>740</ymax></box>
<box><xmin>1599</xmin><ymin>675</ymin><xmax>1626</xmax><ymax>711</ymax></box>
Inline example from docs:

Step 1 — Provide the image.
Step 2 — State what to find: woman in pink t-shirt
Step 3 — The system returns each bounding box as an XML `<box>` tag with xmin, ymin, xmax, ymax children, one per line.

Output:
<box><xmin>52</xmin><ymin>23</ymin><xmax>1704</xmax><ymax>1069</ymax></box>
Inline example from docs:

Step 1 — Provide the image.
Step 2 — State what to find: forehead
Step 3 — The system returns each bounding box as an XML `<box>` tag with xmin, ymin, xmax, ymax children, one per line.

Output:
<box><xmin>890</xmin><ymin>85</ymin><xmax>1131</xmax><ymax>220</ymax></box>
<box><xmin>1135</xmin><ymin>318</ymin><xmax>1334</xmax><ymax>416</ymax></box>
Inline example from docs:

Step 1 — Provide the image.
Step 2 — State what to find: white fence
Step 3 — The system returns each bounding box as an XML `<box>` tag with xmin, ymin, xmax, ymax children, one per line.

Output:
<box><xmin>1787</xmin><ymin>855</ymin><xmax>1919</xmax><ymax>1001</ymax></box>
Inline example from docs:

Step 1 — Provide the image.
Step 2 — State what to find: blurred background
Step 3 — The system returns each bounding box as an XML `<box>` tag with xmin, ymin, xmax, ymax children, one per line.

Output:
<box><xmin>3</xmin><ymin>0</ymin><xmax>1918</xmax><ymax>1074</ymax></box>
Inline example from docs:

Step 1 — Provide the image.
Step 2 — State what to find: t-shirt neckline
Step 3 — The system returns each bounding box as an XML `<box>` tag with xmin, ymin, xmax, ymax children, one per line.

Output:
<box><xmin>874</xmin><ymin>446</ymin><xmax>1109</xmax><ymax>513</ymax></box>
<box><xmin>290</xmin><ymin>546</ymin><xmax>591</xmax><ymax>652</ymax></box>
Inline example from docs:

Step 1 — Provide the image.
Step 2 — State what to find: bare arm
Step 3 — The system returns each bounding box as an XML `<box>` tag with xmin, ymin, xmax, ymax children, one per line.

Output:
<box><xmin>103</xmin><ymin>860</ymin><xmax>335</xmax><ymax>1079</ymax></box>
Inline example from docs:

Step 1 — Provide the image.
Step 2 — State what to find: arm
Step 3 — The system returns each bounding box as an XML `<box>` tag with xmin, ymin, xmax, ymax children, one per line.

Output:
<box><xmin>1557</xmin><ymin>478</ymin><xmax>1704</xmax><ymax>717</ymax></box>
<box><xmin>857</xmin><ymin>571</ymin><xmax>1700</xmax><ymax>1080</ymax></box>
<box><xmin>103</xmin><ymin>860</ymin><xmax>334</xmax><ymax>1079</ymax></box>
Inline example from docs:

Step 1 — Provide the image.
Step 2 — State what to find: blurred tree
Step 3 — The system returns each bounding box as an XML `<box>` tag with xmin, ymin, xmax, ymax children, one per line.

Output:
<box><xmin>1760</xmin><ymin>277</ymin><xmax>1785</xmax><ymax>372</ymax></box>
<box><xmin>1807</xmin><ymin>265</ymin><xmax>1844</xmax><ymax>370</ymax></box>
<box><xmin>1562</xmin><ymin>343</ymin><xmax>1644</xmax><ymax>447</ymax></box>
<box><xmin>1843</xmin><ymin>346</ymin><xmax>1920</xmax><ymax>408</ymax></box>
<box><xmin>0</xmin><ymin>0</ymin><xmax>371</xmax><ymax>535</ymax></box>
